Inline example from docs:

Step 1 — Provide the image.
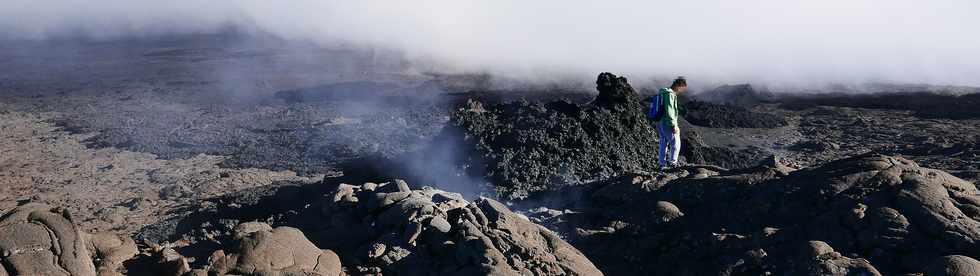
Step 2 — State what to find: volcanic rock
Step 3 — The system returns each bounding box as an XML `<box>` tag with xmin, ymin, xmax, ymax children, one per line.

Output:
<box><xmin>681</xmin><ymin>100</ymin><xmax>788</xmax><ymax>128</ymax></box>
<box><xmin>155</xmin><ymin>248</ymin><xmax>191</xmax><ymax>276</ymax></box>
<box><xmin>692</xmin><ymin>84</ymin><xmax>774</xmax><ymax>108</ymax></box>
<box><xmin>0</xmin><ymin>203</ymin><xmax>98</xmax><ymax>276</ymax></box>
<box><xmin>926</xmin><ymin>255</ymin><xmax>980</xmax><ymax>276</ymax></box>
<box><xmin>0</xmin><ymin>203</ymin><xmax>142</xmax><ymax>276</ymax></box>
<box><xmin>208</xmin><ymin>222</ymin><xmax>343</xmax><ymax>276</ymax></box>
<box><xmin>447</xmin><ymin>72</ymin><xmax>681</xmax><ymax>199</ymax></box>
<box><xmin>652</xmin><ymin>201</ymin><xmax>684</xmax><ymax>223</ymax></box>
<box><xmin>778</xmin><ymin>91</ymin><xmax>980</xmax><ymax>120</ymax></box>
<box><xmin>445</xmin><ymin>72</ymin><xmax>780</xmax><ymax>199</ymax></box>
<box><xmin>679</xmin><ymin>126</ymin><xmax>772</xmax><ymax>170</ymax></box>
<box><xmin>593</xmin><ymin>72</ymin><xmax>635</xmax><ymax>108</ymax></box>
<box><xmin>310</xmin><ymin>181</ymin><xmax>603</xmax><ymax>275</ymax></box>
<box><xmin>84</xmin><ymin>232</ymin><xmax>139</xmax><ymax>276</ymax></box>
<box><xmin>534</xmin><ymin>153</ymin><xmax>980</xmax><ymax>275</ymax></box>
<box><xmin>791</xmin><ymin>140</ymin><xmax>841</xmax><ymax>152</ymax></box>
<box><xmin>784</xmin><ymin>241</ymin><xmax>881</xmax><ymax>276</ymax></box>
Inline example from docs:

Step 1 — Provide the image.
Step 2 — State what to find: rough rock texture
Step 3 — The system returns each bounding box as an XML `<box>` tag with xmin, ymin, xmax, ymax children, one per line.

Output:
<box><xmin>0</xmin><ymin>203</ymin><xmax>97</xmax><ymax>276</ymax></box>
<box><xmin>298</xmin><ymin>181</ymin><xmax>603</xmax><ymax>276</ymax></box>
<box><xmin>783</xmin><ymin>241</ymin><xmax>881</xmax><ymax>276</ymax></box>
<box><xmin>778</xmin><ymin>91</ymin><xmax>980</xmax><ymax>120</ymax></box>
<box><xmin>530</xmin><ymin>154</ymin><xmax>980</xmax><ymax>275</ymax></box>
<box><xmin>787</xmin><ymin>105</ymin><xmax>980</xmax><ymax>184</ymax></box>
<box><xmin>208</xmin><ymin>222</ymin><xmax>343</xmax><ymax>276</ymax></box>
<box><xmin>926</xmin><ymin>255</ymin><xmax>980</xmax><ymax>276</ymax></box>
<box><xmin>0</xmin><ymin>204</ymin><xmax>137</xmax><ymax>276</ymax></box>
<box><xmin>446</xmin><ymin>72</ymin><xmax>658</xmax><ymax>199</ymax></box>
<box><xmin>0</xmin><ymin>108</ymin><xmax>324</xmax><ymax>237</ymax></box>
<box><xmin>154</xmin><ymin>248</ymin><xmax>192</xmax><ymax>276</ymax></box>
<box><xmin>84</xmin><ymin>233</ymin><xmax>139</xmax><ymax>276</ymax></box>
<box><xmin>691</xmin><ymin>84</ymin><xmax>775</xmax><ymax>109</ymax></box>
<box><xmin>448</xmin><ymin>72</ymin><xmax>754</xmax><ymax>199</ymax></box>
<box><xmin>679</xmin><ymin>127</ymin><xmax>772</xmax><ymax>170</ymax></box>
<box><xmin>682</xmin><ymin>100</ymin><xmax>788</xmax><ymax>129</ymax></box>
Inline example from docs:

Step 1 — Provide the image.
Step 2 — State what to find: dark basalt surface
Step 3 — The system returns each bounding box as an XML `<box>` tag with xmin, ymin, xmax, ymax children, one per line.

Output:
<box><xmin>690</xmin><ymin>84</ymin><xmax>776</xmax><ymax>108</ymax></box>
<box><xmin>446</xmin><ymin>72</ymin><xmax>762</xmax><ymax>199</ymax></box>
<box><xmin>446</xmin><ymin>72</ymin><xmax>661</xmax><ymax>199</ymax></box>
<box><xmin>779</xmin><ymin>91</ymin><xmax>980</xmax><ymax>120</ymax></box>
<box><xmin>682</xmin><ymin>100</ymin><xmax>788</xmax><ymax>128</ymax></box>
<box><xmin>4</xmin><ymin>36</ymin><xmax>980</xmax><ymax>276</ymax></box>
<box><xmin>527</xmin><ymin>153</ymin><xmax>980</xmax><ymax>276</ymax></box>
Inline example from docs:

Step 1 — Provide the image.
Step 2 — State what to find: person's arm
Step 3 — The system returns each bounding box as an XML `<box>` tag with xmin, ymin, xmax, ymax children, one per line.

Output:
<box><xmin>670</xmin><ymin>92</ymin><xmax>679</xmax><ymax>132</ymax></box>
<box><xmin>663</xmin><ymin>92</ymin><xmax>678</xmax><ymax>131</ymax></box>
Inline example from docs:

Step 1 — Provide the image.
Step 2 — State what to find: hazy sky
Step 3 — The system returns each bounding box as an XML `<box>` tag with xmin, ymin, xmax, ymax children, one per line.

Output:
<box><xmin>2</xmin><ymin>0</ymin><xmax>978</xmax><ymax>86</ymax></box>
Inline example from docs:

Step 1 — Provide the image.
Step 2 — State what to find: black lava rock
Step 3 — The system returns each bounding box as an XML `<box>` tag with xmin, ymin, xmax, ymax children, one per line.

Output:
<box><xmin>444</xmin><ymin>72</ymin><xmax>660</xmax><ymax>199</ymax></box>
<box><xmin>682</xmin><ymin>100</ymin><xmax>788</xmax><ymax>129</ymax></box>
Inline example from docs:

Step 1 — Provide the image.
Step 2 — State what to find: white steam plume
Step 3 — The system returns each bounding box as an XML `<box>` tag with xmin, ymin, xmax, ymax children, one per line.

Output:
<box><xmin>2</xmin><ymin>0</ymin><xmax>978</xmax><ymax>86</ymax></box>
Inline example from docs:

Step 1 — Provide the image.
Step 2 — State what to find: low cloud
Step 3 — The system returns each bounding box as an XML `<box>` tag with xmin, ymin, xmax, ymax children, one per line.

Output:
<box><xmin>3</xmin><ymin>0</ymin><xmax>978</xmax><ymax>87</ymax></box>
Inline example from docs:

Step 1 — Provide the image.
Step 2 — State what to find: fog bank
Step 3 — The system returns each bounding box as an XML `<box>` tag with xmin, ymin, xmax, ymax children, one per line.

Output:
<box><xmin>3</xmin><ymin>0</ymin><xmax>978</xmax><ymax>87</ymax></box>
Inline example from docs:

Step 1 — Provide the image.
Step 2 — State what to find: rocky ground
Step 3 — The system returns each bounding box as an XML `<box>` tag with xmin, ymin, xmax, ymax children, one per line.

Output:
<box><xmin>524</xmin><ymin>153</ymin><xmax>980</xmax><ymax>275</ymax></box>
<box><xmin>2</xmin><ymin>36</ymin><xmax>979</xmax><ymax>275</ymax></box>
<box><xmin>0</xmin><ymin>104</ymin><xmax>322</xmax><ymax>235</ymax></box>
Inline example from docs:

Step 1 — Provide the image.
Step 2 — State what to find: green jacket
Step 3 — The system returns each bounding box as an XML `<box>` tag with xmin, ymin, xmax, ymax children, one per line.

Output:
<box><xmin>658</xmin><ymin>87</ymin><xmax>679</xmax><ymax>128</ymax></box>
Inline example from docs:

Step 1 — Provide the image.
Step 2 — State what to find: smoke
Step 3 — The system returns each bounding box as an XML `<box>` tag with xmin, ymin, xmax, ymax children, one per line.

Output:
<box><xmin>2</xmin><ymin>0</ymin><xmax>979</xmax><ymax>87</ymax></box>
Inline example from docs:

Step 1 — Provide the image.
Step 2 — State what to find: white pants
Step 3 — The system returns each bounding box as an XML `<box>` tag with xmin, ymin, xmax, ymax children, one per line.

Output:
<box><xmin>657</xmin><ymin>122</ymin><xmax>681</xmax><ymax>166</ymax></box>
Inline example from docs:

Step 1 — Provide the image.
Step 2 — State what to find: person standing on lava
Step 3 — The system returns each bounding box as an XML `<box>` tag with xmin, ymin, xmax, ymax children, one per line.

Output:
<box><xmin>651</xmin><ymin>76</ymin><xmax>686</xmax><ymax>168</ymax></box>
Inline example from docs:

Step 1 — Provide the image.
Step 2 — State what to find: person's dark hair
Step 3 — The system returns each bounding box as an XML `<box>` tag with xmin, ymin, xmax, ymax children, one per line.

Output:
<box><xmin>671</xmin><ymin>76</ymin><xmax>687</xmax><ymax>88</ymax></box>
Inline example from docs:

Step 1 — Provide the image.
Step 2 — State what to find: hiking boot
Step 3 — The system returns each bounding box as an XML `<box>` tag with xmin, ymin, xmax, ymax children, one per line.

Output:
<box><xmin>660</xmin><ymin>163</ymin><xmax>682</xmax><ymax>171</ymax></box>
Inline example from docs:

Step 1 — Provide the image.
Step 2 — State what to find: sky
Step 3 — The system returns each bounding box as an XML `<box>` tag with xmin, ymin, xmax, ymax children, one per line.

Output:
<box><xmin>2</xmin><ymin>0</ymin><xmax>978</xmax><ymax>87</ymax></box>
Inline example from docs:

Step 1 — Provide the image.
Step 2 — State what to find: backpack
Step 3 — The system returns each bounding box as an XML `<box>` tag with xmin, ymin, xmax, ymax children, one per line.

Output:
<box><xmin>647</xmin><ymin>94</ymin><xmax>667</xmax><ymax>121</ymax></box>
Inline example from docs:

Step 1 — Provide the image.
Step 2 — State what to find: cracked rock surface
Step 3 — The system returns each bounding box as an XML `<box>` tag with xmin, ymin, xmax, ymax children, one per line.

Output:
<box><xmin>0</xmin><ymin>203</ymin><xmax>135</xmax><ymax>276</ymax></box>
<box><xmin>297</xmin><ymin>181</ymin><xmax>603</xmax><ymax>276</ymax></box>
<box><xmin>528</xmin><ymin>154</ymin><xmax>980</xmax><ymax>275</ymax></box>
<box><xmin>447</xmin><ymin>72</ymin><xmax>758</xmax><ymax>199</ymax></box>
<box><xmin>208</xmin><ymin>222</ymin><xmax>343</xmax><ymax>276</ymax></box>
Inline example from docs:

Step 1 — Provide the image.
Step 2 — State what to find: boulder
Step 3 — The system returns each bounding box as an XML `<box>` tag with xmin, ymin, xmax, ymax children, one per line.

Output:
<box><xmin>157</xmin><ymin>248</ymin><xmax>191</xmax><ymax>276</ymax></box>
<box><xmin>537</xmin><ymin>154</ymin><xmax>980</xmax><ymax>275</ymax></box>
<box><xmin>209</xmin><ymin>222</ymin><xmax>343</xmax><ymax>276</ymax></box>
<box><xmin>789</xmin><ymin>241</ymin><xmax>881</xmax><ymax>276</ymax></box>
<box><xmin>652</xmin><ymin>201</ymin><xmax>684</xmax><ymax>223</ymax></box>
<box><xmin>313</xmin><ymin>182</ymin><xmax>603</xmax><ymax>275</ymax></box>
<box><xmin>927</xmin><ymin>255</ymin><xmax>980</xmax><ymax>276</ymax></box>
<box><xmin>0</xmin><ymin>203</ymin><xmax>140</xmax><ymax>276</ymax></box>
<box><xmin>0</xmin><ymin>203</ymin><xmax>97</xmax><ymax>276</ymax></box>
<box><xmin>84</xmin><ymin>232</ymin><xmax>138</xmax><ymax>276</ymax></box>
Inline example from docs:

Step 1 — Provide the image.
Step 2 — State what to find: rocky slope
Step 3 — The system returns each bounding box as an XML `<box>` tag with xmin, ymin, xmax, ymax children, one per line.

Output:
<box><xmin>1</xmin><ymin>180</ymin><xmax>602</xmax><ymax>275</ymax></box>
<box><xmin>526</xmin><ymin>153</ymin><xmax>980</xmax><ymax>275</ymax></box>
<box><xmin>447</xmin><ymin>72</ymin><xmax>776</xmax><ymax>199</ymax></box>
<box><xmin>681</xmin><ymin>100</ymin><xmax>788</xmax><ymax>129</ymax></box>
<box><xmin>446</xmin><ymin>72</ymin><xmax>660</xmax><ymax>199</ymax></box>
<box><xmin>304</xmin><ymin>181</ymin><xmax>602</xmax><ymax>275</ymax></box>
<box><xmin>6</xmin><ymin>153</ymin><xmax>977</xmax><ymax>275</ymax></box>
<box><xmin>3</xmin><ymin>37</ymin><xmax>979</xmax><ymax>276</ymax></box>
<box><xmin>0</xmin><ymin>108</ymin><xmax>322</xmax><ymax>235</ymax></box>
<box><xmin>0</xmin><ymin>104</ymin><xmax>603</xmax><ymax>276</ymax></box>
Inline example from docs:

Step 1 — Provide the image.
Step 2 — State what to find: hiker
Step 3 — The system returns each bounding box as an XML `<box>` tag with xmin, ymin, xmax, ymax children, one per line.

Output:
<box><xmin>648</xmin><ymin>76</ymin><xmax>686</xmax><ymax>168</ymax></box>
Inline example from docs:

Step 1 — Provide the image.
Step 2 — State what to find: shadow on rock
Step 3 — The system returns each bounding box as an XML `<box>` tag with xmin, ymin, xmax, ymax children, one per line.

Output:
<box><xmin>128</xmin><ymin>169</ymin><xmax>602</xmax><ymax>275</ymax></box>
<box><xmin>528</xmin><ymin>153</ymin><xmax>980</xmax><ymax>275</ymax></box>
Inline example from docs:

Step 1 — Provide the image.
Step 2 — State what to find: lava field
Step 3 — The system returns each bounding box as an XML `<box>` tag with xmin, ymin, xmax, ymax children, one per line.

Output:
<box><xmin>1</xmin><ymin>37</ymin><xmax>979</xmax><ymax>276</ymax></box>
